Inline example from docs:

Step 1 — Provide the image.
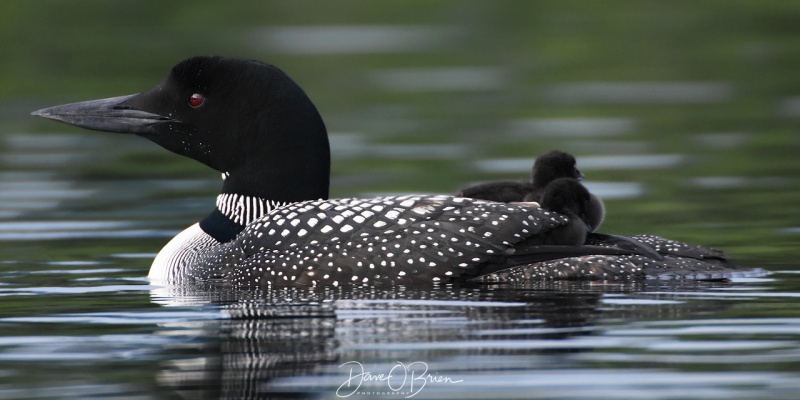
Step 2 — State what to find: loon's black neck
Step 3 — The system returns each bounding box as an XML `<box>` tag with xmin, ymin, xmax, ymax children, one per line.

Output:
<box><xmin>199</xmin><ymin>112</ymin><xmax>332</xmax><ymax>243</ymax></box>
<box><xmin>220</xmin><ymin>166</ymin><xmax>329</xmax><ymax>202</ymax></box>
<box><xmin>212</xmin><ymin>59</ymin><xmax>332</xmax><ymax>203</ymax></box>
<box><xmin>196</xmin><ymin>159</ymin><xmax>330</xmax><ymax>244</ymax></box>
<box><xmin>200</xmin><ymin>208</ymin><xmax>244</xmax><ymax>242</ymax></box>
<box><xmin>200</xmin><ymin>192</ymin><xmax>295</xmax><ymax>242</ymax></box>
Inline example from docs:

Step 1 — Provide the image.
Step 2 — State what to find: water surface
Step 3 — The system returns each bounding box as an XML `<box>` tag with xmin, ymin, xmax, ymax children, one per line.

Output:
<box><xmin>2</xmin><ymin>2</ymin><xmax>800</xmax><ymax>399</ymax></box>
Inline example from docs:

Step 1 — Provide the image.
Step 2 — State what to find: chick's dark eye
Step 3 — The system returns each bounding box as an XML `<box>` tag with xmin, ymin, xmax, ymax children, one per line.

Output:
<box><xmin>188</xmin><ymin>93</ymin><xmax>205</xmax><ymax>108</ymax></box>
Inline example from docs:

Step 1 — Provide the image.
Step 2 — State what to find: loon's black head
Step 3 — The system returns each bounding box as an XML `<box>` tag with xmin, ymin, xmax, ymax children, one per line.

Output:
<box><xmin>531</xmin><ymin>150</ymin><xmax>583</xmax><ymax>189</ymax></box>
<box><xmin>32</xmin><ymin>56</ymin><xmax>330</xmax><ymax>202</ymax></box>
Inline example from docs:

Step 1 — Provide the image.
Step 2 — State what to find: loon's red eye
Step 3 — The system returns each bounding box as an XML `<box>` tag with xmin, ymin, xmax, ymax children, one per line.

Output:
<box><xmin>188</xmin><ymin>93</ymin><xmax>205</xmax><ymax>108</ymax></box>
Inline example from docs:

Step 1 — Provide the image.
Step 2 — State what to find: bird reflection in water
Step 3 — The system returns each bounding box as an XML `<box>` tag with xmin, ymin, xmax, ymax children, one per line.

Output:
<box><xmin>150</xmin><ymin>280</ymin><xmax>737</xmax><ymax>399</ymax></box>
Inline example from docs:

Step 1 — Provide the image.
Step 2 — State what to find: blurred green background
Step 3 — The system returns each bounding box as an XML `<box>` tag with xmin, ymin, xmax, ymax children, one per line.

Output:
<box><xmin>3</xmin><ymin>0</ymin><xmax>799</xmax><ymax>266</ymax></box>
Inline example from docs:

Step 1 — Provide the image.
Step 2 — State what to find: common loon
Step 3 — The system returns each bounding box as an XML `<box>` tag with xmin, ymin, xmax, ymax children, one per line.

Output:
<box><xmin>458</xmin><ymin>150</ymin><xmax>605</xmax><ymax>232</ymax></box>
<box><xmin>32</xmin><ymin>56</ymin><xmax>757</xmax><ymax>285</ymax></box>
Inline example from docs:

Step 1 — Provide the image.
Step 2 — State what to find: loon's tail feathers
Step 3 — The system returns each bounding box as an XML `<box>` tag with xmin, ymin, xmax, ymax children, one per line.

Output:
<box><xmin>625</xmin><ymin>234</ymin><xmax>728</xmax><ymax>261</ymax></box>
<box><xmin>475</xmin><ymin>244</ymin><xmax>652</xmax><ymax>278</ymax></box>
<box><xmin>474</xmin><ymin>236</ymin><xmax>767</xmax><ymax>283</ymax></box>
<box><xmin>586</xmin><ymin>232</ymin><xmax>665</xmax><ymax>261</ymax></box>
<box><xmin>507</xmin><ymin>244</ymin><xmax>651</xmax><ymax>265</ymax></box>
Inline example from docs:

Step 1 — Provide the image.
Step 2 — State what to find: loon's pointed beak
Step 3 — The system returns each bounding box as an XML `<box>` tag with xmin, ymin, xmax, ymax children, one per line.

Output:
<box><xmin>31</xmin><ymin>94</ymin><xmax>172</xmax><ymax>135</ymax></box>
<box><xmin>577</xmin><ymin>169</ymin><xmax>585</xmax><ymax>181</ymax></box>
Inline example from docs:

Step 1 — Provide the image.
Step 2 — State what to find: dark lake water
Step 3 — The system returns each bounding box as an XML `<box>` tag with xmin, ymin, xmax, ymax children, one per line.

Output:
<box><xmin>2</xmin><ymin>2</ymin><xmax>800</xmax><ymax>399</ymax></box>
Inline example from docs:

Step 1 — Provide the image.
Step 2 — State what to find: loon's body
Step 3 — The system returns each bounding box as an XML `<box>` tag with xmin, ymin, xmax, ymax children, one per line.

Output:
<box><xmin>32</xmin><ymin>56</ymin><xmax>760</xmax><ymax>286</ymax></box>
<box><xmin>169</xmin><ymin>195</ymin><xmax>575</xmax><ymax>286</ymax></box>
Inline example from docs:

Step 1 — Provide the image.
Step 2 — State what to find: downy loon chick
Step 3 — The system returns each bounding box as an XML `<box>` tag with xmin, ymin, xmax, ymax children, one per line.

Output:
<box><xmin>458</xmin><ymin>150</ymin><xmax>605</xmax><ymax>232</ymax></box>
<box><xmin>538</xmin><ymin>178</ymin><xmax>592</xmax><ymax>246</ymax></box>
<box><xmin>457</xmin><ymin>153</ymin><xmax>763</xmax><ymax>281</ymax></box>
<box><xmin>32</xmin><ymin>56</ymin><xmax>647</xmax><ymax>287</ymax></box>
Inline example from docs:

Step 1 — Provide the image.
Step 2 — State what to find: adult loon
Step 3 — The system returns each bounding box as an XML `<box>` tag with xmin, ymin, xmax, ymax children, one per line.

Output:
<box><xmin>458</xmin><ymin>150</ymin><xmax>605</xmax><ymax>232</ymax></box>
<box><xmin>32</xmin><ymin>56</ymin><xmax>756</xmax><ymax>285</ymax></box>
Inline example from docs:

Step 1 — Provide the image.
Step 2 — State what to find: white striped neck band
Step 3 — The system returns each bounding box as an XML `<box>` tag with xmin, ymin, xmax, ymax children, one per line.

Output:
<box><xmin>215</xmin><ymin>193</ymin><xmax>290</xmax><ymax>226</ymax></box>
